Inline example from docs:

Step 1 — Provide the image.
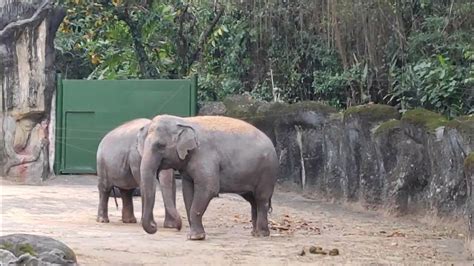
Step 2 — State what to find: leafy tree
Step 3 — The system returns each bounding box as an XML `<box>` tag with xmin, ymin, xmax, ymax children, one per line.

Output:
<box><xmin>55</xmin><ymin>0</ymin><xmax>473</xmax><ymax>117</ymax></box>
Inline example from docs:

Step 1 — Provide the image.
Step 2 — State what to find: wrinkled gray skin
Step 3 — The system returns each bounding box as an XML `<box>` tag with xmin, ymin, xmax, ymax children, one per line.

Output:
<box><xmin>140</xmin><ymin>115</ymin><xmax>278</xmax><ymax>240</ymax></box>
<box><xmin>96</xmin><ymin>119</ymin><xmax>182</xmax><ymax>230</ymax></box>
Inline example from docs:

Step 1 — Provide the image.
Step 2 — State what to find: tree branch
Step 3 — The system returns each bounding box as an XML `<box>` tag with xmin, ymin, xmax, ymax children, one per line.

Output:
<box><xmin>116</xmin><ymin>7</ymin><xmax>159</xmax><ymax>79</ymax></box>
<box><xmin>0</xmin><ymin>0</ymin><xmax>50</xmax><ymax>39</ymax></box>
<box><xmin>187</xmin><ymin>3</ymin><xmax>224</xmax><ymax>73</ymax></box>
<box><xmin>177</xmin><ymin>5</ymin><xmax>190</xmax><ymax>74</ymax></box>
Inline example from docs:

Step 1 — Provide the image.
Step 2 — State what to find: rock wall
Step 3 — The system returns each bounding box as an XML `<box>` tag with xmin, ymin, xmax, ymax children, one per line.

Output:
<box><xmin>199</xmin><ymin>97</ymin><xmax>473</xmax><ymax>253</ymax></box>
<box><xmin>0</xmin><ymin>0</ymin><xmax>65</xmax><ymax>183</ymax></box>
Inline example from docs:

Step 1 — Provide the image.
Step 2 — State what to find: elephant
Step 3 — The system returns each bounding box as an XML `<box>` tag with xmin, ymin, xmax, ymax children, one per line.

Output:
<box><xmin>139</xmin><ymin>115</ymin><xmax>278</xmax><ymax>240</ymax></box>
<box><xmin>96</xmin><ymin>118</ymin><xmax>182</xmax><ymax>230</ymax></box>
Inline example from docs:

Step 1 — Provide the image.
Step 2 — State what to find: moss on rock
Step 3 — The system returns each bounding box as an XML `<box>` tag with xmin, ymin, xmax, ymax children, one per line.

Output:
<box><xmin>374</xmin><ymin>119</ymin><xmax>402</xmax><ymax>136</ymax></box>
<box><xmin>0</xmin><ymin>242</ymin><xmax>14</xmax><ymax>251</ymax></box>
<box><xmin>224</xmin><ymin>98</ymin><xmax>337</xmax><ymax>123</ymax></box>
<box><xmin>465</xmin><ymin>152</ymin><xmax>474</xmax><ymax>172</ymax></box>
<box><xmin>446</xmin><ymin>115</ymin><xmax>474</xmax><ymax>141</ymax></box>
<box><xmin>0</xmin><ymin>242</ymin><xmax>37</xmax><ymax>256</ymax></box>
<box><xmin>223</xmin><ymin>95</ymin><xmax>261</xmax><ymax>119</ymax></box>
<box><xmin>18</xmin><ymin>243</ymin><xmax>37</xmax><ymax>256</ymax></box>
<box><xmin>401</xmin><ymin>108</ymin><xmax>448</xmax><ymax>132</ymax></box>
<box><xmin>279</xmin><ymin>101</ymin><xmax>337</xmax><ymax>114</ymax></box>
<box><xmin>344</xmin><ymin>104</ymin><xmax>400</xmax><ymax>122</ymax></box>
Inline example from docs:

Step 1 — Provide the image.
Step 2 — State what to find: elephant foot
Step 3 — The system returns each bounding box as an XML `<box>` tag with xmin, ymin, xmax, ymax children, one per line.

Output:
<box><xmin>163</xmin><ymin>218</ymin><xmax>182</xmax><ymax>231</ymax></box>
<box><xmin>96</xmin><ymin>216</ymin><xmax>110</xmax><ymax>223</ymax></box>
<box><xmin>187</xmin><ymin>231</ymin><xmax>206</xmax><ymax>240</ymax></box>
<box><xmin>122</xmin><ymin>216</ymin><xmax>137</xmax><ymax>223</ymax></box>
<box><xmin>252</xmin><ymin>229</ymin><xmax>270</xmax><ymax>237</ymax></box>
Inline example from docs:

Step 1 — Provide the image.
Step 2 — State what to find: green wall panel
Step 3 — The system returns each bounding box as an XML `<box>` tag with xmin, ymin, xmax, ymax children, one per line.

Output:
<box><xmin>56</xmin><ymin>78</ymin><xmax>197</xmax><ymax>174</ymax></box>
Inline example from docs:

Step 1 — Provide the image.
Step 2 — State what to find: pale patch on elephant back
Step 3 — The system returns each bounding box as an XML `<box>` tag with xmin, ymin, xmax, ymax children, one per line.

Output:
<box><xmin>186</xmin><ymin>116</ymin><xmax>256</xmax><ymax>133</ymax></box>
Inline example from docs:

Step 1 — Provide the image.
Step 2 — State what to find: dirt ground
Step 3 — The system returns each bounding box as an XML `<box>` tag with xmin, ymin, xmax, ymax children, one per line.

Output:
<box><xmin>0</xmin><ymin>175</ymin><xmax>471</xmax><ymax>265</ymax></box>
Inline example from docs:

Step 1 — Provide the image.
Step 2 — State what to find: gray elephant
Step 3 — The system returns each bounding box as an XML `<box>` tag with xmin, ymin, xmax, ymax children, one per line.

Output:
<box><xmin>139</xmin><ymin>115</ymin><xmax>278</xmax><ymax>240</ymax></box>
<box><xmin>96</xmin><ymin>118</ymin><xmax>182</xmax><ymax>230</ymax></box>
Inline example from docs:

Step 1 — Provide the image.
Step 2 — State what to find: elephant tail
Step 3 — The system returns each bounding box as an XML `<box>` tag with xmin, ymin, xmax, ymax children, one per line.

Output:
<box><xmin>112</xmin><ymin>187</ymin><xmax>119</xmax><ymax>210</ymax></box>
<box><xmin>268</xmin><ymin>198</ymin><xmax>273</xmax><ymax>214</ymax></box>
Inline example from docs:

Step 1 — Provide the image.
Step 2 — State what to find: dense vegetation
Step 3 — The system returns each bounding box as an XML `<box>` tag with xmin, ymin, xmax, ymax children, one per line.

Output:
<box><xmin>54</xmin><ymin>0</ymin><xmax>473</xmax><ymax>117</ymax></box>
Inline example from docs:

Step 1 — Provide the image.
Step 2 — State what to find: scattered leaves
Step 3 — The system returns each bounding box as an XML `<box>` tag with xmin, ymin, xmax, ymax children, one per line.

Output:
<box><xmin>387</xmin><ymin>231</ymin><xmax>406</xmax><ymax>237</ymax></box>
<box><xmin>269</xmin><ymin>214</ymin><xmax>320</xmax><ymax>235</ymax></box>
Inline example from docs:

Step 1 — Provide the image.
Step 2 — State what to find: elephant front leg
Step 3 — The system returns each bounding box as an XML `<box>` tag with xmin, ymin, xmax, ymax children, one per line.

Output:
<box><xmin>120</xmin><ymin>188</ymin><xmax>137</xmax><ymax>223</ymax></box>
<box><xmin>97</xmin><ymin>183</ymin><xmax>112</xmax><ymax>223</ymax></box>
<box><xmin>187</xmin><ymin>184</ymin><xmax>216</xmax><ymax>240</ymax></box>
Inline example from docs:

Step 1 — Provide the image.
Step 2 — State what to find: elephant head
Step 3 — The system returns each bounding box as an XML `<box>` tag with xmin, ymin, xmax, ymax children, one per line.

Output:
<box><xmin>139</xmin><ymin>116</ymin><xmax>198</xmax><ymax>234</ymax></box>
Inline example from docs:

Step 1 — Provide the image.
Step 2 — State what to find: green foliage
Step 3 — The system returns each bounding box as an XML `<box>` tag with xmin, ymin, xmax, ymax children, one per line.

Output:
<box><xmin>55</xmin><ymin>0</ymin><xmax>225</xmax><ymax>80</ymax></box>
<box><xmin>197</xmin><ymin>9</ymin><xmax>255</xmax><ymax>101</ymax></box>
<box><xmin>387</xmin><ymin>6</ymin><xmax>473</xmax><ymax>117</ymax></box>
<box><xmin>54</xmin><ymin>0</ymin><xmax>473</xmax><ymax>117</ymax></box>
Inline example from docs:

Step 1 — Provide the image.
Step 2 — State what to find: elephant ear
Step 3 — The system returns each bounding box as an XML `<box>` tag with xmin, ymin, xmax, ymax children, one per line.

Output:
<box><xmin>137</xmin><ymin>123</ymin><xmax>150</xmax><ymax>157</ymax></box>
<box><xmin>176</xmin><ymin>124</ymin><xmax>198</xmax><ymax>160</ymax></box>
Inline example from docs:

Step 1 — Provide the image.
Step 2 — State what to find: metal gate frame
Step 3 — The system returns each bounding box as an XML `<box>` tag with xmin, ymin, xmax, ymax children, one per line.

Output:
<box><xmin>54</xmin><ymin>74</ymin><xmax>197</xmax><ymax>174</ymax></box>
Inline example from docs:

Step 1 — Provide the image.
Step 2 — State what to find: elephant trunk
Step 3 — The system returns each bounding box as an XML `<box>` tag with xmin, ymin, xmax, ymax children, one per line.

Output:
<box><xmin>140</xmin><ymin>149</ymin><xmax>161</xmax><ymax>234</ymax></box>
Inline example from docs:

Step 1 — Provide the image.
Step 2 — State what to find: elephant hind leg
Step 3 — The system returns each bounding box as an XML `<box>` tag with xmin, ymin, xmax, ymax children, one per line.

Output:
<box><xmin>252</xmin><ymin>169</ymin><xmax>276</xmax><ymax>237</ymax></box>
<box><xmin>97</xmin><ymin>182</ymin><xmax>113</xmax><ymax>223</ymax></box>
<box><xmin>254</xmin><ymin>196</ymin><xmax>271</xmax><ymax>237</ymax></box>
<box><xmin>120</xmin><ymin>188</ymin><xmax>137</xmax><ymax>223</ymax></box>
<box><xmin>240</xmin><ymin>192</ymin><xmax>257</xmax><ymax>235</ymax></box>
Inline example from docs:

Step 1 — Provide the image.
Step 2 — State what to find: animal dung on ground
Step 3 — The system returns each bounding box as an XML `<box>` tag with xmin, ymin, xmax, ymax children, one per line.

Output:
<box><xmin>328</xmin><ymin>248</ymin><xmax>339</xmax><ymax>256</ymax></box>
<box><xmin>299</xmin><ymin>246</ymin><xmax>340</xmax><ymax>256</ymax></box>
<box><xmin>309</xmin><ymin>246</ymin><xmax>326</xmax><ymax>255</ymax></box>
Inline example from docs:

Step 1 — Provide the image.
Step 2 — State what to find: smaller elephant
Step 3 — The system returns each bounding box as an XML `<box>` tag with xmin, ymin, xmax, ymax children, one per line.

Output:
<box><xmin>96</xmin><ymin>118</ymin><xmax>182</xmax><ymax>230</ymax></box>
<box><xmin>139</xmin><ymin>115</ymin><xmax>278</xmax><ymax>240</ymax></box>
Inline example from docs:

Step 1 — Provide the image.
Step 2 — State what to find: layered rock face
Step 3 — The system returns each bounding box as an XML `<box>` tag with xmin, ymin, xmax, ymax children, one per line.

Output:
<box><xmin>0</xmin><ymin>0</ymin><xmax>65</xmax><ymax>183</ymax></box>
<box><xmin>200</xmin><ymin>97</ymin><xmax>473</xmax><ymax>253</ymax></box>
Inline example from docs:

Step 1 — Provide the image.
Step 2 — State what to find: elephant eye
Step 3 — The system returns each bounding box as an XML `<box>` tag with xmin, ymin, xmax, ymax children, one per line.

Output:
<box><xmin>155</xmin><ymin>142</ymin><xmax>166</xmax><ymax>149</ymax></box>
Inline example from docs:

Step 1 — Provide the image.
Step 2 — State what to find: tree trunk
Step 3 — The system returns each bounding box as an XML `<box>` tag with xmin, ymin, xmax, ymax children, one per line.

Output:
<box><xmin>0</xmin><ymin>0</ymin><xmax>65</xmax><ymax>183</ymax></box>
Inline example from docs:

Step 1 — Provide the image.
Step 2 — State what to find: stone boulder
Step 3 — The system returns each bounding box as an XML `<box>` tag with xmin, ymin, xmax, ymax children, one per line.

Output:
<box><xmin>0</xmin><ymin>234</ymin><xmax>77</xmax><ymax>265</ymax></box>
<box><xmin>198</xmin><ymin>101</ymin><xmax>226</xmax><ymax>116</ymax></box>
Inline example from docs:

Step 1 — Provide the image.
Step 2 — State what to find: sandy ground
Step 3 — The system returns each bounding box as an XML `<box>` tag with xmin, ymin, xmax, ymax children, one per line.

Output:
<box><xmin>0</xmin><ymin>175</ymin><xmax>471</xmax><ymax>265</ymax></box>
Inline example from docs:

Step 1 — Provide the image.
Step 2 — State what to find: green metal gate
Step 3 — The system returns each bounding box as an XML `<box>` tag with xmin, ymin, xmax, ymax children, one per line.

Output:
<box><xmin>54</xmin><ymin>75</ymin><xmax>197</xmax><ymax>174</ymax></box>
